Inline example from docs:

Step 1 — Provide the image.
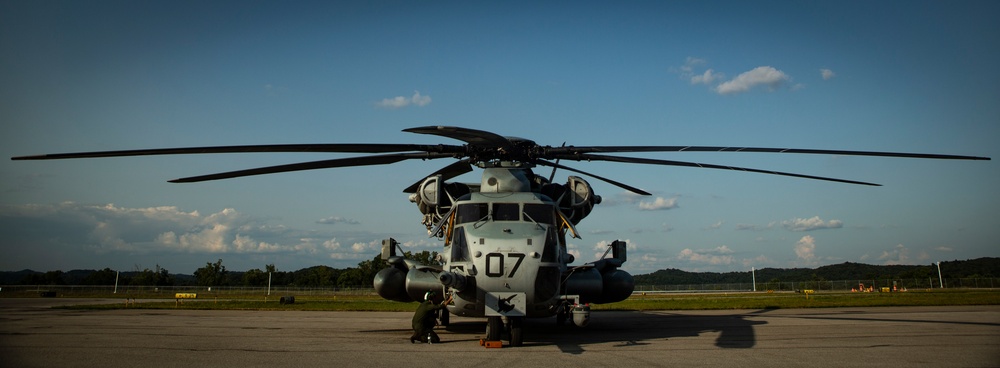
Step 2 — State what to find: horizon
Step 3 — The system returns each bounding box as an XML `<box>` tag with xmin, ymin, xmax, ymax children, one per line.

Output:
<box><xmin>5</xmin><ymin>256</ymin><xmax>995</xmax><ymax>277</ymax></box>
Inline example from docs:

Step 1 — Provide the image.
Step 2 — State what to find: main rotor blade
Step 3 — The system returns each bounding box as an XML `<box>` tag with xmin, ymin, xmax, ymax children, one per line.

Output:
<box><xmin>403</xmin><ymin>159</ymin><xmax>474</xmax><ymax>193</ymax></box>
<box><xmin>545</xmin><ymin>146</ymin><xmax>991</xmax><ymax>161</ymax></box>
<box><xmin>169</xmin><ymin>153</ymin><xmax>454</xmax><ymax>183</ymax></box>
<box><xmin>403</xmin><ymin>126</ymin><xmax>511</xmax><ymax>147</ymax></box>
<box><xmin>536</xmin><ymin>159</ymin><xmax>651</xmax><ymax>195</ymax></box>
<box><xmin>570</xmin><ymin>153</ymin><xmax>882</xmax><ymax>186</ymax></box>
<box><xmin>12</xmin><ymin>143</ymin><xmax>463</xmax><ymax>160</ymax></box>
<box><xmin>548</xmin><ymin>142</ymin><xmax>566</xmax><ymax>183</ymax></box>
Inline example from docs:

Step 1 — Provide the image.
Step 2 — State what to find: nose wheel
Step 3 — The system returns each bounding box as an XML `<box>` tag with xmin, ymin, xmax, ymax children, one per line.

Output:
<box><xmin>485</xmin><ymin>316</ymin><xmax>524</xmax><ymax>347</ymax></box>
<box><xmin>508</xmin><ymin>316</ymin><xmax>523</xmax><ymax>347</ymax></box>
<box><xmin>486</xmin><ymin>316</ymin><xmax>502</xmax><ymax>341</ymax></box>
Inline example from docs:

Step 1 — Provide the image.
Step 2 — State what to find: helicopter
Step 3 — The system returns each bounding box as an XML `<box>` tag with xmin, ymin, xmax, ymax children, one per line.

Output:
<box><xmin>11</xmin><ymin>125</ymin><xmax>990</xmax><ymax>347</ymax></box>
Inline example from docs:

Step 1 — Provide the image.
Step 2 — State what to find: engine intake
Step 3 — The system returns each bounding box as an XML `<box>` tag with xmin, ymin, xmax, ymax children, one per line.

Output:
<box><xmin>409</xmin><ymin>175</ymin><xmax>470</xmax><ymax>233</ymax></box>
<box><xmin>541</xmin><ymin>176</ymin><xmax>600</xmax><ymax>224</ymax></box>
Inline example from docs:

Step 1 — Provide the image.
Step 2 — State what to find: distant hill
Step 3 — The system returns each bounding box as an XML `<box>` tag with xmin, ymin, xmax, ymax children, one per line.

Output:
<box><xmin>633</xmin><ymin>257</ymin><xmax>999</xmax><ymax>285</ymax></box>
<box><xmin>0</xmin><ymin>269</ymin><xmax>194</xmax><ymax>286</ymax></box>
<box><xmin>2</xmin><ymin>257</ymin><xmax>997</xmax><ymax>286</ymax></box>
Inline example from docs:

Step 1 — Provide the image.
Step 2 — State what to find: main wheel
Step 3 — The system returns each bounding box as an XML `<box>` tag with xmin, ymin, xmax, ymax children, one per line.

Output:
<box><xmin>486</xmin><ymin>316</ymin><xmax>502</xmax><ymax>341</ymax></box>
<box><xmin>439</xmin><ymin>309</ymin><xmax>450</xmax><ymax>327</ymax></box>
<box><xmin>508</xmin><ymin>316</ymin><xmax>523</xmax><ymax>347</ymax></box>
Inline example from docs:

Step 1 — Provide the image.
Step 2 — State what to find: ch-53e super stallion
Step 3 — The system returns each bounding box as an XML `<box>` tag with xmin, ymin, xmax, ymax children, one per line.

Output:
<box><xmin>12</xmin><ymin>125</ymin><xmax>990</xmax><ymax>346</ymax></box>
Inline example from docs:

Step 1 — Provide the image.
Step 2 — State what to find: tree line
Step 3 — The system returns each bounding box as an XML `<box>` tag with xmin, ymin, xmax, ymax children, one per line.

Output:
<box><xmin>633</xmin><ymin>257</ymin><xmax>999</xmax><ymax>285</ymax></box>
<box><xmin>4</xmin><ymin>256</ymin><xmax>996</xmax><ymax>288</ymax></box>
<box><xmin>2</xmin><ymin>251</ymin><xmax>440</xmax><ymax>288</ymax></box>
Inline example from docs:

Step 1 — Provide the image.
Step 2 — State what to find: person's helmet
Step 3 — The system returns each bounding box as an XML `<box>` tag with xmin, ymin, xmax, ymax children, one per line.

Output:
<box><xmin>424</xmin><ymin>291</ymin><xmax>436</xmax><ymax>301</ymax></box>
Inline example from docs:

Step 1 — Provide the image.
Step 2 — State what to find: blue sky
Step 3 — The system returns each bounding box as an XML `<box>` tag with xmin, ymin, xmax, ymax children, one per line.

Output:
<box><xmin>2</xmin><ymin>1</ymin><xmax>997</xmax><ymax>275</ymax></box>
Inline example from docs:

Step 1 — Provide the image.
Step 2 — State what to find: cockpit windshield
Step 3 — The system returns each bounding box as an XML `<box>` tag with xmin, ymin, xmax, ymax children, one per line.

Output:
<box><xmin>454</xmin><ymin>202</ymin><xmax>555</xmax><ymax>225</ymax></box>
<box><xmin>455</xmin><ymin>203</ymin><xmax>488</xmax><ymax>224</ymax></box>
<box><xmin>493</xmin><ymin>203</ymin><xmax>520</xmax><ymax>221</ymax></box>
<box><xmin>523</xmin><ymin>203</ymin><xmax>554</xmax><ymax>225</ymax></box>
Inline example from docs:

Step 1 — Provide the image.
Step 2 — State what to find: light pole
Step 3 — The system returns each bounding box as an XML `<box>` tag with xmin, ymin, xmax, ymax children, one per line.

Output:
<box><xmin>936</xmin><ymin>262</ymin><xmax>944</xmax><ymax>289</ymax></box>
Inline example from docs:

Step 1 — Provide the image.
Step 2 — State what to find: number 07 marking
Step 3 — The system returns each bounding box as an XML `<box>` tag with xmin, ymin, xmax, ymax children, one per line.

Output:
<box><xmin>485</xmin><ymin>252</ymin><xmax>525</xmax><ymax>278</ymax></box>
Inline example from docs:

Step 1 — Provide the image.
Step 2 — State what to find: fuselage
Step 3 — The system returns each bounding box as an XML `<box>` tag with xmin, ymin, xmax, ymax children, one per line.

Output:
<box><xmin>443</xmin><ymin>191</ymin><xmax>568</xmax><ymax>318</ymax></box>
<box><xmin>373</xmin><ymin>166</ymin><xmax>632</xmax><ymax>322</ymax></box>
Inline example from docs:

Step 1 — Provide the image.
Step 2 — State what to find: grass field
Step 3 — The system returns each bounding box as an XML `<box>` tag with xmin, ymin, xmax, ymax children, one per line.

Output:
<box><xmin>45</xmin><ymin>289</ymin><xmax>1000</xmax><ymax>311</ymax></box>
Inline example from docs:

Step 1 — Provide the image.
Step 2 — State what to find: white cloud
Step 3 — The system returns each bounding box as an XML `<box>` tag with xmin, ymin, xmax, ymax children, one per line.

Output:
<box><xmin>820</xmin><ymin>68</ymin><xmax>836</xmax><ymax>80</ymax></box>
<box><xmin>567</xmin><ymin>248</ymin><xmax>582</xmax><ymax>262</ymax></box>
<box><xmin>778</xmin><ymin>216</ymin><xmax>843</xmax><ymax>232</ymax></box>
<box><xmin>0</xmin><ymin>202</ymin><xmax>409</xmax><ymax>272</ymax></box>
<box><xmin>677</xmin><ymin>245</ymin><xmax>735</xmax><ymax>265</ymax></box>
<box><xmin>743</xmin><ymin>254</ymin><xmax>774</xmax><ymax>268</ymax></box>
<box><xmin>679</xmin><ymin>57</ymin><xmax>705</xmax><ymax>74</ymax></box>
<box><xmin>161</xmin><ymin>223</ymin><xmax>231</xmax><ymax>252</ymax></box>
<box><xmin>675</xmin><ymin>57</ymin><xmax>725</xmax><ymax>85</ymax></box>
<box><xmin>377</xmin><ymin>96</ymin><xmax>410</xmax><ymax>109</ymax></box>
<box><xmin>794</xmin><ymin>235</ymin><xmax>817</xmax><ymax>263</ymax></box>
<box><xmin>411</xmin><ymin>91</ymin><xmax>431</xmax><ymax>106</ymax></box>
<box><xmin>590</xmin><ymin>239</ymin><xmax>637</xmax><ymax>261</ymax></box>
<box><xmin>878</xmin><ymin>244</ymin><xmax>911</xmax><ymax>265</ymax></box>
<box><xmin>376</xmin><ymin>90</ymin><xmax>432</xmax><ymax>109</ymax></box>
<box><xmin>322</xmin><ymin>238</ymin><xmax>341</xmax><ymax>251</ymax></box>
<box><xmin>638</xmin><ymin>196</ymin><xmax>678</xmax><ymax>211</ymax></box>
<box><xmin>399</xmin><ymin>239</ymin><xmax>441</xmax><ymax>250</ymax></box>
<box><xmin>316</xmin><ymin>216</ymin><xmax>360</xmax><ymax>225</ymax></box>
<box><xmin>232</xmin><ymin>234</ymin><xmax>283</xmax><ymax>253</ymax></box>
<box><xmin>264</xmin><ymin>83</ymin><xmax>288</xmax><ymax>95</ymax></box>
<box><xmin>0</xmin><ymin>203</ymin><xmax>379</xmax><ymax>258</ymax></box>
<box><xmin>690</xmin><ymin>69</ymin><xmax>721</xmax><ymax>85</ymax></box>
<box><xmin>715</xmin><ymin>66</ymin><xmax>790</xmax><ymax>95</ymax></box>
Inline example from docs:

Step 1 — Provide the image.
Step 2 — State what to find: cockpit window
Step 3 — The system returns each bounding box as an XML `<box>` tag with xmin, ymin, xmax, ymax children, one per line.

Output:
<box><xmin>450</xmin><ymin>228</ymin><xmax>470</xmax><ymax>262</ymax></box>
<box><xmin>522</xmin><ymin>203</ymin><xmax>554</xmax><ymax>225</ymax></box>
<box><xmin>455</xmin><ymin>203</ymin><xmax>488</xmax><ymax>224</ymax></box>
<box><xmin>542</xmin><ymin>227</ymin><xmax>558</xmax><ymax>262</ymax></box>
<box><xmin>493</xmin><ymin>203</ymin><xmax>520</xmax><ymax>221</ymax></box>
<box><xmin>455</xmin><ymin>202</ymin><xmax>554</xmax><ymax>224</ymax></box>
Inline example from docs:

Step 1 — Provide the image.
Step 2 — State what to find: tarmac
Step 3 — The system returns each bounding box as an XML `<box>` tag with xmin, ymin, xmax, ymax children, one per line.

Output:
<box><xmin>1</xmin><ymin>298</ymin><xmax>997</xmax><ymax>367</ymax></box>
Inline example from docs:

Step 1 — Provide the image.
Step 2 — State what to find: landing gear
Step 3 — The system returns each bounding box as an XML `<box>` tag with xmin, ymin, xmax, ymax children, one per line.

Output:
<box><xmin>438</xmin><ymin>309</ymin><xmax>450</xmax><ymax>327</ymax></box>
<box><xmin>486</xmin><ymin>316</ymin><xmax>502</xmax><ymax>341</ymax></box>
<box><xmin>556</xmin><ymin>303</ymin><xmax>569</xmax><ymax>326</ymax></box>
<box><xmin>508</xmin><ymin>316</ymin><xmax>523</xmax><ymax>347</ymax></box>
<box><xmin>485</xmin><ymin>316</ymin><xmax>523</xmax><ymax>347</ymax></box>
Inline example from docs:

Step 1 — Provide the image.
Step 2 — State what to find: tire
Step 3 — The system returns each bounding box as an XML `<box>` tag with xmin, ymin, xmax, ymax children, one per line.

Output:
<box><xmin>486</xmin><ymin>316</ymin><xmax>502</xmax><ymax>341</ymax></box>
<box><xmin>509</xmin><ymin>316</ymin><xmax>523</xmax><ymax>347</ymax></box>
<box><xmin>439</xmin><ymin>309</ymin><xmax>450</xmax><ymax>326</ymax></box>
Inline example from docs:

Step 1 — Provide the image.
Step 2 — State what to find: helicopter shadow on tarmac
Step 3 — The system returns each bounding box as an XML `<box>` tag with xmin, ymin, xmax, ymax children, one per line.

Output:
<box><xmin>443</xmin><ymin>309</ymin><xmax>772</xmax><ymax>354</ymax></box>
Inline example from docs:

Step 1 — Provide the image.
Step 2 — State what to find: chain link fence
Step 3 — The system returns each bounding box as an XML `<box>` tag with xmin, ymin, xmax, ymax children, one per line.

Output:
<box><xmin>2</xmin><ymin>278</ymin><xmax>997</xmax><ymax>297</ymax></box>
<box><xmin>0</xmin><ymin>284</ymin><xmax>376</xmax><ymax>298</ymax></box>
<box><xmin>634</xmin><ymin>277</ymin><xmax>999</xmax><ymax>292</ymax></box>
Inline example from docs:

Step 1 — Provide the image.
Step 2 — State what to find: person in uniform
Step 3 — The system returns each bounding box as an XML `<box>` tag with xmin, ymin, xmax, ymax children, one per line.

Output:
<box><xmin>410</xmin><ymin>291</ymin><xmax>452</xmax><ymax>343</ymax></box>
